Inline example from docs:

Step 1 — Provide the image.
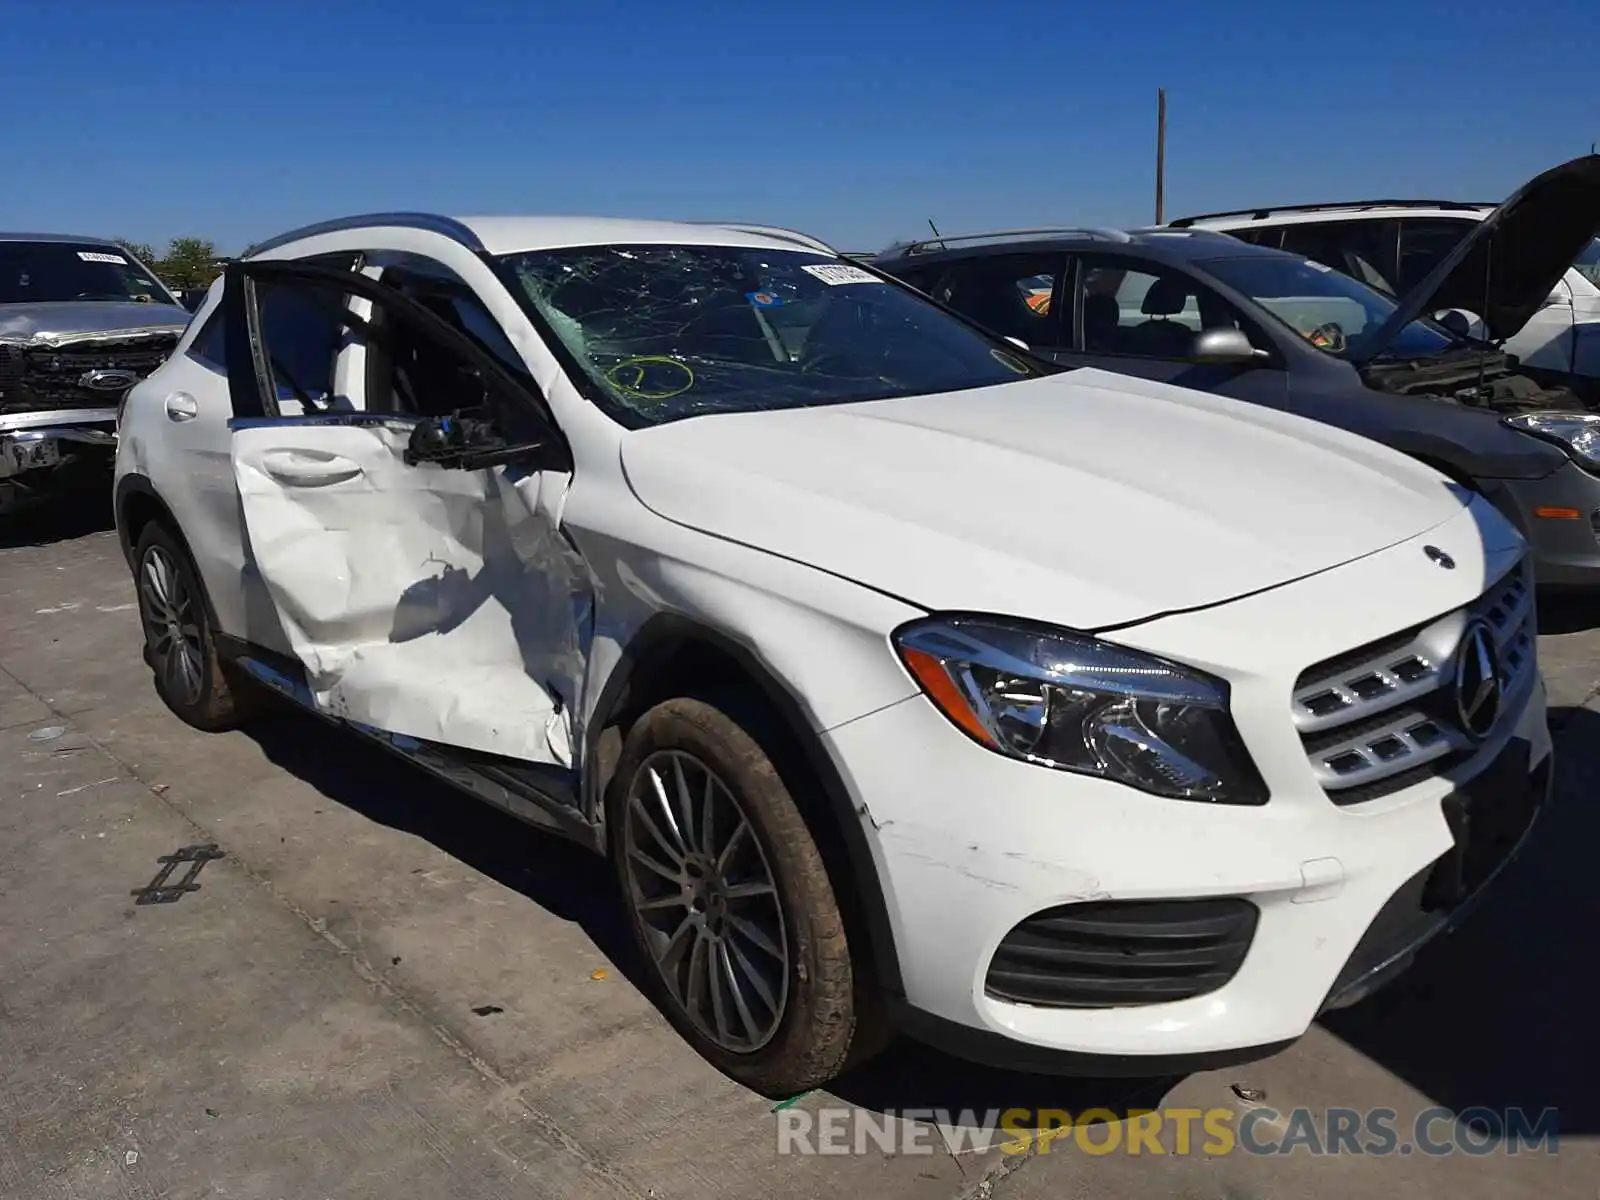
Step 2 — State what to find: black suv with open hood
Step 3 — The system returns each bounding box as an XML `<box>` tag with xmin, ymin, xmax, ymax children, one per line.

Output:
<box><xmin>872</xmin><ymin>155</ymin><xmax>1600</xmax><ymax>588</ymax></box>
<box><xmin>1</xmin><ymin>234</ymin><xmax>192</xmax><ymax>515</ymax></box>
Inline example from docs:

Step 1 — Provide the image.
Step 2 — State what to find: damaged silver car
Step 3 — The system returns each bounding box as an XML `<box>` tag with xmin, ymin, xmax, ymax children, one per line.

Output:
<box><xmin>1</xmin><ymin>233</ymin><xmax>191</xmax><ymax>515</ymax></box>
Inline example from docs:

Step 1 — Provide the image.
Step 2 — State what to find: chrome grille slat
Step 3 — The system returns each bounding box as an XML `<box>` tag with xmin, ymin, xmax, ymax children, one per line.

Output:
<box><xmin>1293</xmin><ymin>557</ymin><xmax>1536</xmax><ymax>804</ymax></box>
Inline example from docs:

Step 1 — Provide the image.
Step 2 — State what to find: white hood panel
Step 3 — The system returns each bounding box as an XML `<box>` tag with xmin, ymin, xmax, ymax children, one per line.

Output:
<box><xmin>620</xmin><ymin>370</ymin><xmax>1467</xmax><ymax>629</ymax></box>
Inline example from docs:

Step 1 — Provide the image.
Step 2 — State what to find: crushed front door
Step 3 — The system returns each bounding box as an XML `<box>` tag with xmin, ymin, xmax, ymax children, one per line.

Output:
<box><xmin>222</xmin><ymin>259</ymin><xmax>591</xmax><ymax>766</ymax></box>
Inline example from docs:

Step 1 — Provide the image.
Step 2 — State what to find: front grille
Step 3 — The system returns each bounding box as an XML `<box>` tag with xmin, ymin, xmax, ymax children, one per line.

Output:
<box><xmin>0</xmin><ymin>334</ymin><xmax>178</xmax><ymax>414</ymax></box>
<box><xmin>1322</xmin><ymin>738</ymin><xmax>1545</xmax><ymax>1009</ymax></box>
<box><xmin>1291</xmin><ymin>557</ymin><xmax>1535</xmax><ymax>804</ymax></box>
<box><xmin>984</xmin><ymin>898</ymin><xmax>1258</xmax><ymax>1008</ymax></box>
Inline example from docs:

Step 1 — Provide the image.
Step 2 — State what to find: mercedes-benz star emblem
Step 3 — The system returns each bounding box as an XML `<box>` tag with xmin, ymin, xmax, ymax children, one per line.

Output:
<box><xmin>1454</xmin><ymin>620</ymin><xmax>1502</xmax><ymax>740</ymax></box>
<box><xmin>1424</xmin><ymin>545</ymin><xmax>1456</xmax><ymax>570</ymax></box>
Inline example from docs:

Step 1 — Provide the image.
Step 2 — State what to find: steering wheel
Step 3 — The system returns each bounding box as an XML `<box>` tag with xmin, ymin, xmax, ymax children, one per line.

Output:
<box><xmin>1306</xmin><ymin>322</ymin><xmax>1348</xmax><ymax>352</ymax></box>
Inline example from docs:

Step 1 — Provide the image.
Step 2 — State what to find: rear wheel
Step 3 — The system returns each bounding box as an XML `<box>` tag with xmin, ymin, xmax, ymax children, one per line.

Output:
<box><xmin>607</xmin><ymin>696</ymin><xmax>864</xmax><ymax>1096</ymax></box>
<box><xmin>132</xmin><ymin>522</ymin><xmax>252</xmax><ymax>731</ymax></box>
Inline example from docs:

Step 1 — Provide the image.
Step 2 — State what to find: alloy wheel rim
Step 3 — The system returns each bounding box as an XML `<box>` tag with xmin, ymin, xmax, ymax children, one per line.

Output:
<box><xmin>139</xmin><ymin>546</ymin><xmax>204</xmax><ymax>707</ymax></box>
<box><xmin>622</xmin><ymin>749</ymin><xmax>790</xmax><ymax>1053</ymax></box>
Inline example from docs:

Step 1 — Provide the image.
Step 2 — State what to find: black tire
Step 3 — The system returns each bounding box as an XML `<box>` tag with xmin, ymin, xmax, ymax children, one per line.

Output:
<box><xmin>606</xmin><ymin>696</ymin><xmax>865</xmax><ymax>1097</ymax></box>
<box><xmin>131</xmin><ymin>522</ymin><xmax>254</xmax><ymax>731</ymax></box>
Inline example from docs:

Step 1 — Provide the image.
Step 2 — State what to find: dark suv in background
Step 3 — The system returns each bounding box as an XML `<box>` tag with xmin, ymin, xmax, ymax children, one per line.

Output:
<box><xmin>870</xmin><ymin>156</ymin><xmax>1600</xmax><ymax>588</ymax></box>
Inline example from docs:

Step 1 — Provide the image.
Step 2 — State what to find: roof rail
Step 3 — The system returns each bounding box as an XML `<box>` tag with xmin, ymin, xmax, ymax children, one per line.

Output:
<box><xmin>690</xmin><ymin>222</ymin><xmax>837</xmax><ymax>255</ymax></box>
<box><xmin>0</xmin><ymin>230</ymin><xmax>122</xmax><ymax>245</ymax></box>
<box><xmin>1168</xmin><ymin>199</ymin><xmax>1496</xmax><ymax>227</ymax></box>
<box><xmin>890</xmin><ymin>227</ymin><xmax>1134</xmax><ymax>256</ymax></box>
<box><xmin>246</xmin><ymin>212</ymin><xmax>485</xmax><ymax>257</ymax></box>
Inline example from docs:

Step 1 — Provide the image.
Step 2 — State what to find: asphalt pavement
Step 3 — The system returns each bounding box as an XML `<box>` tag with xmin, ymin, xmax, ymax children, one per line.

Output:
<box><xmin>2</xmin><ymin>500</ymin><xmax>1597</xmax><ymax>1199</ymax></box>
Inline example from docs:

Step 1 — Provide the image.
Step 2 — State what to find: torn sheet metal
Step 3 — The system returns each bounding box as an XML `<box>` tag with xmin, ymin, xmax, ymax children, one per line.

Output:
<box><xmin>232</xmin><ymin>420</ymin><xmax>594</xmax><ymax>766</ymax></box>
<box><xmin>0</xmin><ymin>307</ymin><xmax>188</xmax><ymax>349</ymax></box>
<box><xmin>0</xmin><ymin>324</ymin><xmax>185</xmax><ymax>349</ymax></box>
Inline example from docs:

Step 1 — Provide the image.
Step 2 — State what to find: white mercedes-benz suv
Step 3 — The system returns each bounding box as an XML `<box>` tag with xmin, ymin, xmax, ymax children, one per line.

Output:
<box><xmin>113</xmin><ymin>213</ymin><xmax>1550</xmax><ymax>1096</ymax></box>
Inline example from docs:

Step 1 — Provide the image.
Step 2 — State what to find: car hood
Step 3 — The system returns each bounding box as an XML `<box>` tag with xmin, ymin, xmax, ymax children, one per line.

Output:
<box><xmin>0</xmin><ymin>300</ymin><xmax>190</xmax><ymax>347</ymax></box>
<box><xmin>619</xmin><ymin>369</ymin><xmax>1468</xmax><ymax>630</ymax></box>
<box><xmin>1355</xmin><ymin>154</ymin><xmax>1600</xmax><ymax>362</ymax></box>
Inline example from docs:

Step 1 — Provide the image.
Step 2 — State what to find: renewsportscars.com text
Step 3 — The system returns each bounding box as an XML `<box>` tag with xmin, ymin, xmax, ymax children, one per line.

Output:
<box><xmin>774</xmin><ymin>1105</ymin><xmax>1560</xmax><ymax>1157</ymax></box>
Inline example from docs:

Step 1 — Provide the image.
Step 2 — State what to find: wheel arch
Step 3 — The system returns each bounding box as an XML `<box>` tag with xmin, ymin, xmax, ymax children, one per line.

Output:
<box><xmin>585</xmin><ymin>613</ymin><xmax>905</xmax><ymax>998</ymax></box>
<box><xmin>114</xmin><ymin>473</ymin><xmax>181</xmax><ymax>567</ymax></box>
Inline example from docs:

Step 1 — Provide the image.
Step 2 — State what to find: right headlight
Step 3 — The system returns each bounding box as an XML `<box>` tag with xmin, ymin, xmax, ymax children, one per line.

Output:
<box><xmin>893</xmin><ymin>616</ymin><xmax>1268</xmax><ymax>805</ymax></box>
<box><xmin>1502</xmin><ymin>412</ymin><xmax>1600</xmax><ymax>472</ymax></box>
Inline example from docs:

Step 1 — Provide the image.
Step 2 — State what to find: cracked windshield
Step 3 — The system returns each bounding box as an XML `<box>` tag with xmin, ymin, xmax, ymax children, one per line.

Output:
<box><xmin>498</xmin><ymin>244</ymin><xmax>1040</xmax><ymax>424</ymax></box>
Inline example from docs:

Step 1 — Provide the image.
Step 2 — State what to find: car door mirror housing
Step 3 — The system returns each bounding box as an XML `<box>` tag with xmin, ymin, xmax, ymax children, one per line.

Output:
<box><xmin>1187</xmin><ymin>327</ymin><xmax>1263</xmax><ymax>365</ymax></box>
<box><xmin>404</xmin><ymin>410</ymin><xmax>567</xmax><ymax>472</ymax></box>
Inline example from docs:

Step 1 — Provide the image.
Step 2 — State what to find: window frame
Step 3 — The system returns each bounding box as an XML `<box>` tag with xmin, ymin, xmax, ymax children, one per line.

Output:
<box><xmin>1276</xmin><ymin>218</ymin><xmax>1401</xmax><ymax>295</ymax></box>
<box><xmin>914</xmin><ymin>251</ymin><xmax>1069</xmax><ymax>349</ymax></box>
<box><xmin>221</xmin><ymin>258</ymin><xmax>565</xmax><ymax>456</ymax></box>
<box><xmin>1063</xmin><ymin>252</ymin><xmax>1277</xmax><ymax>362</ymax></box>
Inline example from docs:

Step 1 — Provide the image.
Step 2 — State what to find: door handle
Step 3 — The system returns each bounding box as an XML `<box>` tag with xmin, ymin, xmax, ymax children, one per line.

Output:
<box><xmin>258</xmin><ymin>449</ymin><xmax>363</xmax><ymax>488</ymax></box>
<box><xmin>164</xmin><ymin>392</ymin><xmax>199</xmax><ymax>422</ymax></box>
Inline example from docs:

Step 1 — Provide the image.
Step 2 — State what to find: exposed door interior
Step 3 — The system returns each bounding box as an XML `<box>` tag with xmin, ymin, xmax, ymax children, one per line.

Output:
<box><xmin>224</xmin><ymin>259</ymin><xmax>591</xmax><ymax>768</ymax></box>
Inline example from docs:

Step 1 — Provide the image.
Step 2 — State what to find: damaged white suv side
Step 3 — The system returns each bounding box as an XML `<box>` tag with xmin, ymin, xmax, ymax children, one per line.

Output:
<box><xmin>113</xmin><ymin>213</ymin><xmax>1551</xmax><ymax>1096</ymax></box>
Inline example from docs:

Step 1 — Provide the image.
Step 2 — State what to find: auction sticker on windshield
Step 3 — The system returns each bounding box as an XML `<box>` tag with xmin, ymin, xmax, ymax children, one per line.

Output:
<box><xmin>802</xmin><ymin>264</ymin><xmax>883</xmax><ymax>286</ymax></box>
<box><xmin>77</xmin><ymin>251</ymin><xmax>128</xmax><ymax>264</ymax></box>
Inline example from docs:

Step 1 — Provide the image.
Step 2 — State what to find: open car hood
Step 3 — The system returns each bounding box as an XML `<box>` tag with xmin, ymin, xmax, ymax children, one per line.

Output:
<box><xmin>1354</xmin><ymin>153</ymin><xmax>1600</xmax><ymax>364</ymax></box>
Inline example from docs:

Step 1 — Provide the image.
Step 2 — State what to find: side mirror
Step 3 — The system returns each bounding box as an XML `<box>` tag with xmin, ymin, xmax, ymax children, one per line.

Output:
<box><xmin>1187</xmin><ymin>327</ymin><xmax>1262</xmax><ymax>365</ymax></box>
<box><xmin>404</xmin><ymin>410</ymin><xmax>559</xmax><ymax>471</ymax></box>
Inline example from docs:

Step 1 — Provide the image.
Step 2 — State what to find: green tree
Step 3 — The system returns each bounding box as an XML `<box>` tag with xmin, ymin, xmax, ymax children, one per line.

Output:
<box><xmin>114</xmin><ymin>239</ymin><xmax>160</xmax><ymax>269</ymax></box>
<box><xmin>158</xmin><ymin>237</ymin><xmax>220</xmax><ymax>291</ymax></box>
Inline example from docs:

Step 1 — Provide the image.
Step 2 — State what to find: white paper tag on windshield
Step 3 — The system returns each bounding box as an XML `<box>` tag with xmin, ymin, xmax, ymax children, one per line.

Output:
<box><xmin>77</xmin><ymin>251</ymin><xmax>127</xmax><ymax>264</ymax></box>
<box><xmin>1304</xmin><ymin>259</ymin><xmax>1333</xmax><ymax>272</ymax></box>
<box><xmin>802</xmin><ymin>263</ymin><xmax>882</xmax><ymax>286</ymax></box>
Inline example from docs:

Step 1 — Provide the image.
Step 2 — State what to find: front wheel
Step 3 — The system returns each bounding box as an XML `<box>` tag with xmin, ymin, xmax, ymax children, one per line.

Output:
<box><xmin>607</xmin><ymin>697</ymin><xmax>865</xmax><ymax>1096</ymax></box>
<box><xmin>132</xmin><ymin>522</ymin><xmax>252</xmax><ymax>731</ymax></box>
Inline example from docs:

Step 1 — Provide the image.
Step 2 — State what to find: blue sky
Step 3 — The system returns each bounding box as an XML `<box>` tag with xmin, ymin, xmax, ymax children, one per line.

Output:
<box><xmin>3</xmin><ymin>0</ymin><xmax>1596</xmax><ymax>254</ymax></box>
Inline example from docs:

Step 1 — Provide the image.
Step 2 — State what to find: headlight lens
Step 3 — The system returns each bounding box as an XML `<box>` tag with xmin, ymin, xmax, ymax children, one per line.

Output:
<box><xmin>1503</xmin><ymin>412</ymin><xmax>1600</xmax><ymax>471</ymax></box>
<box><xmin>893</xmin><ymin>616</ymin><xmax>1267</xmax><ymax>805</ymax></box>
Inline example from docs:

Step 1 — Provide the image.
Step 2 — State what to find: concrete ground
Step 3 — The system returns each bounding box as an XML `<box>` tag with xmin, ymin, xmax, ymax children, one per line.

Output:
<box><xmin>2</xmin><ymin>501</ymin><xmax>1597</xmax><ymax>1200</ymax></box>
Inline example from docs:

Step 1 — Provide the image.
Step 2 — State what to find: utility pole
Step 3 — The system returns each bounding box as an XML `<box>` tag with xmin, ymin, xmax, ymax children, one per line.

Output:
<box><xmin>1155</xmin><ymin>88</ymin><xmax>1168</xmax><ymax>224</ymax></box>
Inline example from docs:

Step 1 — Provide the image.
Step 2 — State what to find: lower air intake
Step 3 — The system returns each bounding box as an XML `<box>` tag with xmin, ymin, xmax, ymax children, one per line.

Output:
<box><xmin>985</xmin><ymin>898</ymin><xmax>1258</xmax><ymax>1008</ymax></box>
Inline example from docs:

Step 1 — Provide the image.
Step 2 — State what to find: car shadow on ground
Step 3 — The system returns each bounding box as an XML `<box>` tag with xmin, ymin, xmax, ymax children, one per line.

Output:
<box><xmin>1320</xmin><ymin>703</ymin><xmax>1600</xmax><ymax>1134</ymax></box>
<box><xmin>238</xmin><ymin>708</ymin><xmax>1174</xmax><ymax>1124</ymax></box>
<box><xmin>239</xmin><ymin>701</ymin><xmax>1597</xmax><ymax>1130</ymax></box>
<box><xmin>0</xmin><ymin>493</ymin><xmax>116</xmax><ymax>550</ymax></box>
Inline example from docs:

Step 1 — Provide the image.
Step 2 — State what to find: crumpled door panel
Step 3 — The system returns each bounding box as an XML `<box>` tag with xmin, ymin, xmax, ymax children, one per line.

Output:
<box><xmin>232</xmin><ymin>420</ymin><xmax>590</xmax><ymax>765</ymax></box>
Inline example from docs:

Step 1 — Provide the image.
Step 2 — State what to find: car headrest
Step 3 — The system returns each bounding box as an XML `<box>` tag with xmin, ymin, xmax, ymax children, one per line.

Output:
<box><xmin>1141</xmin><ymin>276</ymin><xmax>1191</xmax><ymax>316</ymax></box>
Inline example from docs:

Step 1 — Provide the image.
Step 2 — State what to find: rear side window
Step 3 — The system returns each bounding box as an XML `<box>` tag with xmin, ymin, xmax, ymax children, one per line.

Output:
<box><xmin>187</xmin><ymin>307</ymin><xmax>228</xmax><ymax>370</ymax></box>
<box><xmin>1278</xmin><ymin>220</ymin><xmax>1398</xmax><ymax>294</ymax></box>
<box><xmin>1227</xmin><ymin>228</ymin><xmax>1284</xmax><ymax>249</ymax></box>
<box><xmin>1397</xmin><ymin>219</ymin><xmax>1474</xmax><ymax>293</ymax></box>
<box><xmin>922</xmin><ymin>253</ymin><xmax>1065</xmax><ymax>346</ymax></box>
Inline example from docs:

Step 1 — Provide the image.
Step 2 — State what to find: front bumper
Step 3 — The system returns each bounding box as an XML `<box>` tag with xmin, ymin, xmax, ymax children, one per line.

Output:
<box><xmin>1488</xmin><ymin>460</ymin><xmax>1600</xmax><ymax>587</ymax></box>
<box><xmin>823</xmin><ymin>502</ymin><xmax>1551</xmax><ymax>1070</ymax></box>
<box><xmin>0</xmin><ymin>413</ymin><xmax>118</xmax><ymax>508</ymax></box>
